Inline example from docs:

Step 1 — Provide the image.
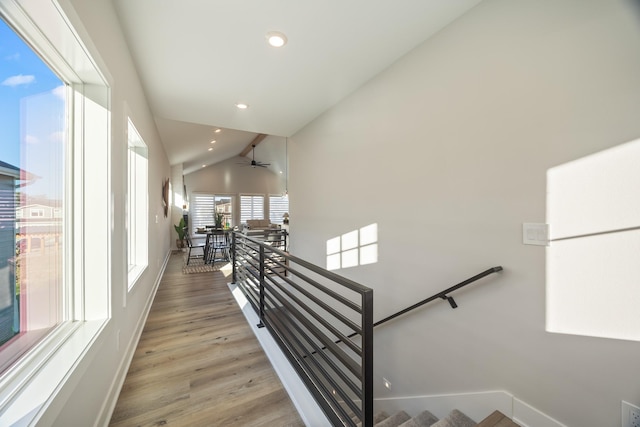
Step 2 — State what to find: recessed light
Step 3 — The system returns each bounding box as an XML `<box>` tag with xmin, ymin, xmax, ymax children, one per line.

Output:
<box><xmin>266</xmin><ymin>31</ymin><xmax>287</xmax><ymax>48</ymax></box>
<box><xmin>210</xmin><ymin>140</ymin><xmax>216</xmax><ymax>144</ymax></box>
<box><xmin>214</xmin><ymin>128</ymin><xmax>221</xmax><ymax>133</ymax></box>
<box><xmin>236</xmin><ymin>103</ymin><xmax>249</xmax><ymax>109</ymax></box>
<box><xmin>208</xmin><ymin>147</ymin><xmax>213</xmax><ymax>151</ymax></box>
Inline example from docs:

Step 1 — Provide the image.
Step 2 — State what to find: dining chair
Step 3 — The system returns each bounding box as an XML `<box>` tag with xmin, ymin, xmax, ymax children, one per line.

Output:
<box><xmin>184</xmin><ymin>230</ymin><xmax>206</xmax><ymax>265</ymax></box>
<box><xmin>207</xmin><ymin>230</ymin><xmax>230</xmax><ymax>264</ymax></box>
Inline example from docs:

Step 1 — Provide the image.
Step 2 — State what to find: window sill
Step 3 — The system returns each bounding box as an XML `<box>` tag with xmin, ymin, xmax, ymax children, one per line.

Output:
<box><xmin>0</xmin><ymin>319</ymin><xmax>108</xmax><ymax>426</ymax></box>
<box><xmin>128</xmin><ymin>264</ymin><xmax>147</xmax><ymax>291</ymax></box>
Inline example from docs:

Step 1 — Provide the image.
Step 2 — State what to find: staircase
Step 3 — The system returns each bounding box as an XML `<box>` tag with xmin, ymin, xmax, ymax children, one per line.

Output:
<box><xmin>355</xmin><ymin>409</ymin><xmax>520</xmax><ymax>427</ymax></box>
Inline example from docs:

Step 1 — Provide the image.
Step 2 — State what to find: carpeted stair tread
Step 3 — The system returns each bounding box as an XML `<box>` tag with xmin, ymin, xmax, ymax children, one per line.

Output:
<box><xmin>375</xmin><ymin>410</ymin><xmax>411</xmax><ymax>427</ymax></box>
<box><xmin>357</xmin><ymin>411</ymin><xmax>389</xmax><ymax>427</ymax></box>
<box><xmin>399</xmin><ymin>410</ymin><xmax>439</xmax><ymax>427</ymax></box>
<box><xmin>430</xmin><ymin>409</ymin><xmax>475</xmax><ymax>427</ymax></box>
<box><xmin>475</xmin><ymin>410</ymin><xmax>521</xmax><ymax>427</ymax></box>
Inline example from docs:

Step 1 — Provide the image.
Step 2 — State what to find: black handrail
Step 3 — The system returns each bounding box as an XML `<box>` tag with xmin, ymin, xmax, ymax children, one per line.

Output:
<box><xmin>308</xmin><ymin>266</ymin><xmax>503</xmax><ymax>353</ymax></box>
<box><xmin>373</xmin><ymin>266</ymin><xmax>503</xmax><ymax>328</ymax></box>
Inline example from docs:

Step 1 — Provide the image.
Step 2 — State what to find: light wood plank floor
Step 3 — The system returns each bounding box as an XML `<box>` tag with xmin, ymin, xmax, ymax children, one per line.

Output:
<box><xmin>109</xmin><ymin>253</ymin><xmax>304</xmax><ymax>427</ymax></box>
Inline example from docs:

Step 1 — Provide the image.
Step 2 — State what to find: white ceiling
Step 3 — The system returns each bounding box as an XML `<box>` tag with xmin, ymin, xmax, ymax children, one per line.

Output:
<box><xmin>112</xmin><ymin>0</ymin><xmax>482</xmax><ymax>175</ymax></box>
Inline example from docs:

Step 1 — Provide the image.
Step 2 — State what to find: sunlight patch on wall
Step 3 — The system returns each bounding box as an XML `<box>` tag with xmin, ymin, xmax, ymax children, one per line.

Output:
<box><xmin>327</xmin><ymin>223</ymin><xmax>378</xmax><ymax>270</ymax></box>
<box><xmin>173</xmin><ymin>191</ymin><xmax>184</xmax><ymax>209</ymax></box>
<box><xmin>546</xmin><ymin>138</ymin><xmax>640</xmax><ymax>342</ymax></box>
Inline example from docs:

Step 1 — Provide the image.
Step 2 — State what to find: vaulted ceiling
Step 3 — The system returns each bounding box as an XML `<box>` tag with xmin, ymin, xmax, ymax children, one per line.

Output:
<box><xmin>111</xmin><ymin>0</ymin><xmax>482</xmax><ymax>174</ymax></box>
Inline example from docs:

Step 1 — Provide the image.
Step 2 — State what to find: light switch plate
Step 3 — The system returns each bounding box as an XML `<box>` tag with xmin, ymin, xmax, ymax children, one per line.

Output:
<box><xmin>523</xmin><ymin>223</ymin><xmax>549</xmax><ymax>246</ymax></box>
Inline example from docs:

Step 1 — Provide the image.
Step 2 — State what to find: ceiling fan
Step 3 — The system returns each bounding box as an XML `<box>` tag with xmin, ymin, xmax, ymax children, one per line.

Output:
<box><xmin>238</xmin><ymin>144</ymin><xmax>270</xmax><ymax>168</ymax></box>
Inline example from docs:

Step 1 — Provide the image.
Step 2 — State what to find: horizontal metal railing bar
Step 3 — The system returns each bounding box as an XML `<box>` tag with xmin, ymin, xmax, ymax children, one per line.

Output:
<box><xmin>236</xmin><ymin>274</ymin><xmax>260</xmax><ymax>312</ymax></box>
<box><xmin>260</xmin><ymin>284</ymin><xmax>363</xmax><ymax>377</ymax></box>
<box><xmin>236</xmin><ymin>234</ymin><xmax>363</xmax><ymax>313</ymax></box>
<box><xmin>263</xmin><ymin>308</ymin><xmax>361</xmax><ymax>427</ymax></box>
<box><xmin>250</xmin><ymin>272</ymin><xmax>365</xmax><ymax>398</ymax></box>
<box><xmin>264</xmin><ymin>332</ymin><xmax>362</xmax><ymax>426</ymax></box>
<box><xmin>260</xmin><ymin>255</ymin><xmax>364</xmax><ymax>332</ymax></box>
<box><xmin>261</xmin><ymin>299</ymin><xmax>363</xmax><ymax>398</ymax></box>
<box><xmin>272</xmin><ymin>261</ymin><xmax>362</xmax><ymax>313</ymax></box>
<box><xmin>264</xmin><ymin>308</ymin><xmax>363</xmax><ymax>412</ymax></box>
<box><xmin>240</xmin><ymin>240</ymin><xmax>364</xmax><ymax>335</ymax></box>
<box><xmin>236</xmin><ymin>253</ymin><xmax>259</xmax><ymax>273</ymax></box>
<box><xmin>260</xmin><ymin>270</ymin><xmax>363</xmax><ymax>354</ymax></box>
<box><xmin>235</xmin><ymin>232</ymin><xmax>371</xmax><ymax>295</ymax></box>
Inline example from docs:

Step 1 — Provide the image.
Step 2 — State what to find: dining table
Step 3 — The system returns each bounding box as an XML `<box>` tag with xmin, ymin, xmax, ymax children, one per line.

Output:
<box><xmin>195</xmin><ymin>227</ymin><xmax>233</xmax><ymax>264</ymax></box>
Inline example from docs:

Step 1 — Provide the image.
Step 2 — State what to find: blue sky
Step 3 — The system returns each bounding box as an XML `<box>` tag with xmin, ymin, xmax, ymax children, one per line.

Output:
<box><xmin>1</xmin><ymin>18</ymin><xmax>65</xmax><ymax>196</ymax></box>
<box><xmin>1</xmin><ymin>18</ymin><xmax>63</xmax><ymax>166</ymax></box>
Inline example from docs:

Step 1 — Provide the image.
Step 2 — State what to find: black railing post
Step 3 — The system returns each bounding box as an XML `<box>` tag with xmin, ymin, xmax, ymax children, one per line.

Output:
<box><xmin>257</xmin><ymin>245</ymin><xmax>266</xmax><ymax>328</ymax></box>
<box><xmin>231</xmin><ymin>231</ymin><xmax>237</xmax><ymax>284</ymax></box>
<box><xmin>362</xmin><ymin>288</ymin><xmax>374</xmax><ymax>427</ymax></box>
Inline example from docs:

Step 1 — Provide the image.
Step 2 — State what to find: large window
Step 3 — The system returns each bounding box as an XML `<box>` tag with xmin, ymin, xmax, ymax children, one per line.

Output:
<box><xmin>269</xmin><ymin>194</ymin><xmax>289</xmax><ymax>225</ymax></box>
<box><xmin>240</xmin><ymin>195</ymin><xmax>264</xmax><ymax>223</ymax></box>
<box><xmin>127</xmin><ymin>118</ymin><xmax>148</xmax><ymax>288</ymax></box>
<box><xmin>191</xmin><ymin>193</ymin><xmax>233</xmax><ymax>232</ymax></box>
<box><xmin>0</xmin><ymin>17</ymin><xmax>65</xmax><ymax>368</ymax></box>
<box><xmin>0</xmin><ymin>3</ymin><xmax>109</xmax><ymax>423</ymax></box>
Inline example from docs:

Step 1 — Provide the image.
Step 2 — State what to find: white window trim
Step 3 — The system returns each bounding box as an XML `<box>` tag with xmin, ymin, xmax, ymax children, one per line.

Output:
<box><xmin>126</xmin><ymin>116</ymin><xmax>149</xmax><ymax>290</ymax></box>
<box><xmin>269</xmin><ymin>193</ymin><xmax>289</xmax><ymax>225</ymax></box>
<box><xmin>191</xmin><ymin>192</ymin><xmax>234</xmax><ymax>233</ymax></box>
<box><xmin>0</xmin><ymin>1</ymin><xmax>110</xmax><ymax>424</ymax></box>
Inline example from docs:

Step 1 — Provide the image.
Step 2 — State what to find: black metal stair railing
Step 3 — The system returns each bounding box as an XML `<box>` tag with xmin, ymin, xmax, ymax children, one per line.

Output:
<box><xmin>231</xmin><ymin>231</ymin><xmax>374</xmax><ymax>427</ymax></box>
<box><xmin>231</xmin><ymin>230</ymin><xmax>503</xmax><ymax>426</ymax></box>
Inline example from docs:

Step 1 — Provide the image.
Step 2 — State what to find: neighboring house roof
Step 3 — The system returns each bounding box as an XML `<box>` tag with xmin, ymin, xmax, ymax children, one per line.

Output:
<box><xmin>0</xmin><ymin>160</ymin><xmax>20</xmax><ymax>179</ymax></box>
<box><xmin>0</xmin><ymin>160</ymin><xmax>39</xmax><ymax>183</ymax></box>
<box><xmin>19</xmin><ymin>204</ymin><xmax>56</xmax><ymax>210</ymax></box>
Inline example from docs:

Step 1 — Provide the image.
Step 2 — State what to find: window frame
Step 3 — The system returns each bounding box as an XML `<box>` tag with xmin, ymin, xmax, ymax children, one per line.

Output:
<box><xmin>0</xmin><ymin>2</ymin><xmax>110</xmax><ymax>424</ymax></box>
<box><xmin>126</xmin><ymin>116</ymin><xmax>148</xmax><ymax>289</ymax></box>
<box><xmin>268</xmin><ymin>194</ymin><xmax>289</xmax><ymax>225</ymax></box>
<box><xmin>191</xmin><ymin>192</ymin><xmax>234</xmax><ymax>233</ymax></box>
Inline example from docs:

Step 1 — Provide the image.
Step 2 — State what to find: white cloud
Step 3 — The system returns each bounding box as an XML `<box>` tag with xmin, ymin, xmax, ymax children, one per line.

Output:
<box><xmin>24</xmin><ymin>134</ymin><xmax>39</xmax><ymax>145</ymax></box>
<box><xmin>50</xmin><ymin>131</ymin><xmax>65</xmax><ymax>143</ymax></box>
<box><xmin>4</xmin><ymin>53</ymin><xmax>20</xmax><ymax>61</ymax></box>
<box><xmin>52</xmin><ymin>85</ymin><xmax>66</xmax><ymax>99</ymax></box>
<box><xmin>2</xmin><ymin>74</ymin><xmax>35</xmax><ymax>87</ymax></box>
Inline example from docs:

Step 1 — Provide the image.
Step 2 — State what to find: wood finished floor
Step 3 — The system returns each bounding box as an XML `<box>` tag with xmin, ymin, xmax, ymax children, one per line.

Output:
<box><xmin>109</xmin><ymin>253</ymin><xmax>304</xmax><ymax>427</ymax></box>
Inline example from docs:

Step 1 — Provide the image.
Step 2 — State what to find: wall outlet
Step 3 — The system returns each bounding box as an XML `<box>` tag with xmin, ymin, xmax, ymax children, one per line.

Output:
<box><xmin>622</xmin><ymin>401</ymin><xmax>640</xmax><ymax>427</ymax></box>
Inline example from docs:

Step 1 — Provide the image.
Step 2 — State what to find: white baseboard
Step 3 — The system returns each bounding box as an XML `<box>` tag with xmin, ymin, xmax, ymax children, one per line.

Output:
<box><xmin>513</xmin><ymin>398</ymin><xmax>568</xmax><ymax>427</ymax></box>
<box><xmin>97</xmin><ymin>249</ymin><xmax>171</xmax><ymax>427</ymax></box>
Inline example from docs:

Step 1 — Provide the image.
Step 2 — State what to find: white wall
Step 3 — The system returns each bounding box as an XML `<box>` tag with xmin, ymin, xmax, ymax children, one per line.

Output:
<box><xmin>184</xmin><ymin>155</ymin><xmax>285</xmax><ymax>226</ymax></box>
<box><xmin>289</xmin><ymin>1</ymin><xmax>640</xmax><ymax>426</ymax></box>
<box><xmin>41</xmin><ymin>0</ymin><xmax>172</xmax><ymax>425</ymax></box>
